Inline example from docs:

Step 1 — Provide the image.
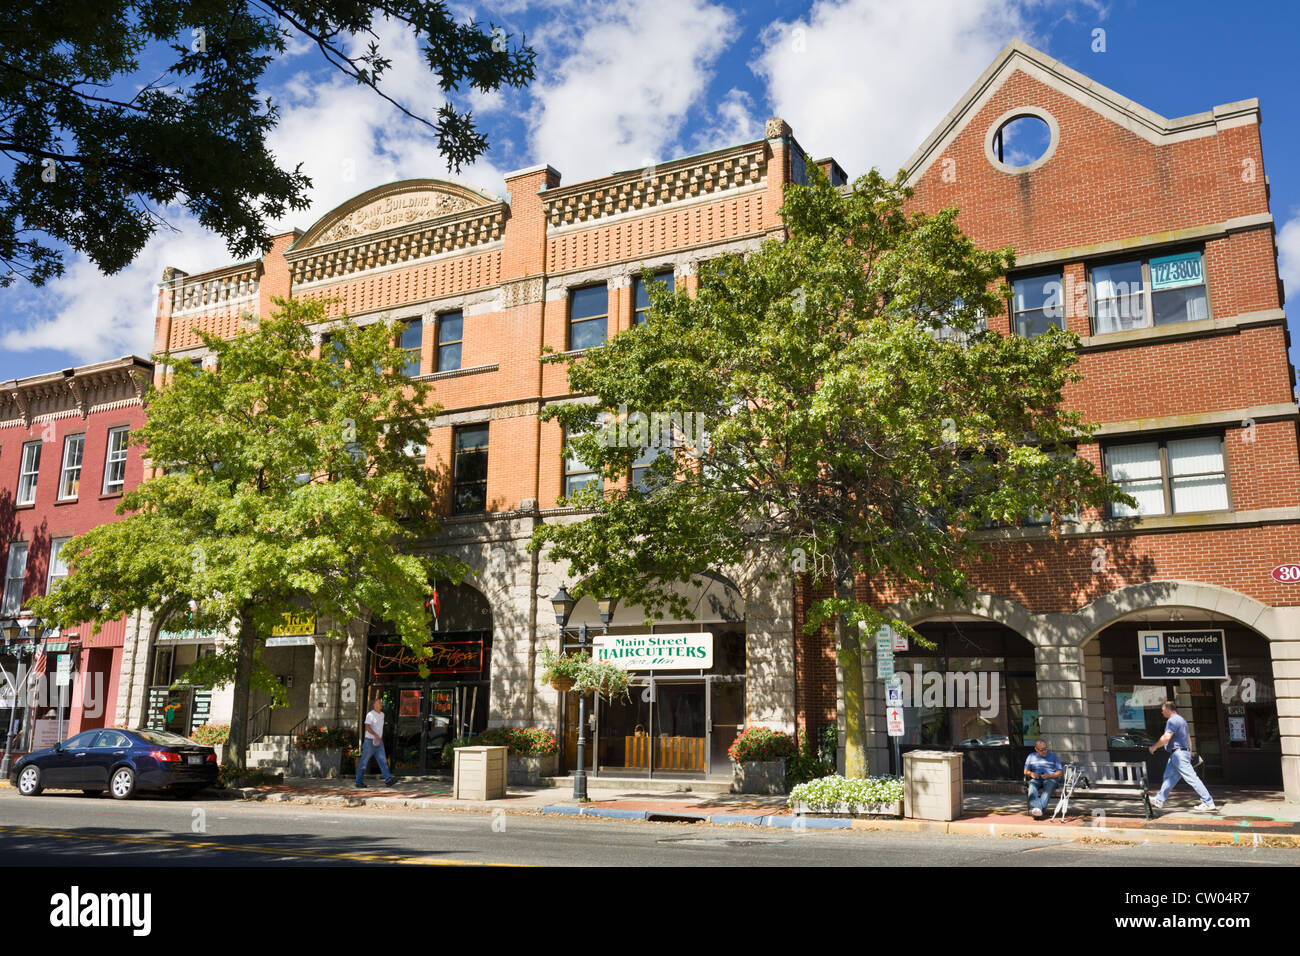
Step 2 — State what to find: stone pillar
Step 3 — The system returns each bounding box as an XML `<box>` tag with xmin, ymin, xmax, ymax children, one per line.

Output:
<box><xmin>306</xmin><ymin>630</ymin><xmax>346</xmax><ymax>726</ymax></box>
<box><xmin>1035</xmin><ymin>644</ymin><xmax>1090</xmax><ymax>764</ymax></box>
<box><xmin>1081</xmin><ymin>640</ymin><xmax>1109</xmax><ymax>764</ymax></box>
<box><xmin>1271</xmin><ymin>639</ymin><xmax>1300</xmax><ymax>804</ymax></box>
<box><xmin>742</xmin><ymin>554</ymin><xmax>796</xmax><ymax>734</ymax></box>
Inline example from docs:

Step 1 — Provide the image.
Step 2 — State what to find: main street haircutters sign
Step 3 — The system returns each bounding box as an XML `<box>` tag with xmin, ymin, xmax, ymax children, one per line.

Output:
<box><xmin>1138</xmin><ymin>629</ymin><xmax>1227</xmax><ymax>680</ymax></box>
<box><xmin>591</xmin><ymin>632</ymin><xmax>713</xmax><ymax>671</ymax></box>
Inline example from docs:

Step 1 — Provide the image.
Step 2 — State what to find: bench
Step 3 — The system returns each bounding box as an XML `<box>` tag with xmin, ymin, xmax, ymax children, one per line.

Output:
<box><xmin>1024</xmin><ymin>761</ymin><xmax>1152</xmax><ymax>819</ymax></box>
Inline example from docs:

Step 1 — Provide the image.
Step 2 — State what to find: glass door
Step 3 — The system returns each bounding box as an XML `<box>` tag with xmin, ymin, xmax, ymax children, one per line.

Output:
<box><xmin>649</xmin><ymin>678</ymin><xmax>707</xmax><ymax>778</ymax></box>
<box><xmin>710</xmin><ymin>679</ymin><xmax>744</xmax><ymax>776</ymax></box>
<box><xmin>596</xmin><ymin>677</ymin><xmax>652</xmax><ymax>776</ymax></box>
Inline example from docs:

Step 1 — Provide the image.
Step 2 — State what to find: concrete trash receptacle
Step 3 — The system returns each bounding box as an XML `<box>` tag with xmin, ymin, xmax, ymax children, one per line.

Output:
<box><xmin>454</xmin><ymin>745</ymin><xmax>507</xmax><ymax>800</ymax></box>
<box><xmin>903</xmin><ymin>750</ymin><xmax>963</xmax><ymax>821</ymax></box>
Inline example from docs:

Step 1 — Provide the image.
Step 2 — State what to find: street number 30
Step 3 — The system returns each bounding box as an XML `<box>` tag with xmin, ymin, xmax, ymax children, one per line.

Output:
<box><xmin>1272</xmin><ymin>564</ymin><xmax>1300</xmax><ymax>582</ymax></box>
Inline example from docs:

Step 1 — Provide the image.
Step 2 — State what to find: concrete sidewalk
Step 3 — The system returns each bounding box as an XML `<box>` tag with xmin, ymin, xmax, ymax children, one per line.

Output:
<box><xmin>218</xmin><ymin>776</ymin><xmax>1300</xmax><ymax>847</ymax></box>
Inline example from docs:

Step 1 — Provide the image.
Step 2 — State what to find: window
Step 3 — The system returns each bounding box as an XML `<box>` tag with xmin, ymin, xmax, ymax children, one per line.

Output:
<box><xmin>1106</xmin><ymin>434</ymin><xmax>1228</xmax><ymax>518</ymax></box>
<box><xmin>437</xmin><ymin>312</ymin><xmax>463</xmax><ymax>372</ymax></box>
<box><xmin>631</xmin><ymin>443</ymin><xmax>667</xmax><ymax>493</ymax></box>
<box><xmin>564</xmin><ymin>423</ymin><xmax>604</xmax><ymax>497</ymax></box>
<box><xmin>2</xmin><ymin>542</ymin><xmax>28</xmax><ymax>615</ymax></box>
<box><xmin>46</xmin><ymin>538</ymin><xmax>71</xmax><ymax>593</ymax></box>
<box><xmin>1011</xmin><ymin>273</ymin><xmax>1064</xmax><ymax>337</ymax></box>
<box><xmin>399</xmin><ymin>318</ymin><xmax>423</xmax><ymax>377</ymax></box>
<box><xmin>1090</xmin><ymin>251</ymin><xmax>1208</xmax><ymax>335</ymax></box>
<box><xmin>633</xmin><ymin>271</ymin><xmax>674</xmax><ymax>325</ymax></box>
<box><xmin>320</xmin><ymin>333</ymin><xmax>345</xmax><ymax>365</ymax></box>
<box><xmin>103</xmin><ymin>426</ymin><xmax>129</xmax><ymax>495</ymax></box>
<box><xmin>16</xmin><ymin>441</ymin><xmax>40</xmax><ymax>505</ymax></box>
<box><xmin>58</xmin><ymin>434</ymin><xmax>85</xmax><ymax>500</ymax></box>
<box><xmin>568</xmin><ymin>284</ymin><xmax>608</xmax><ymax>350</ymax></box>
<box><xmin>451</xmin><ymin>424</ymin><xmax>489</xmax><ymax>515</ymax></box>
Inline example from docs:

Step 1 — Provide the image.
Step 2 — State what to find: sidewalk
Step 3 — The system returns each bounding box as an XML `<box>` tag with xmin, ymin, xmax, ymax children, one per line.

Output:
<box><xmin>221</xmin><ymin>776</ymin><xmax>1300</xmax><ymax>847</ymax></box>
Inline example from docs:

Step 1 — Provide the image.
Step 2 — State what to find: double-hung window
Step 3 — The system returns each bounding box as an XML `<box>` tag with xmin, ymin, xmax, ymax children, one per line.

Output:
<box><xmin>436</xmin><ymin>312</ymin><xmax>463</xmax><ymax>372</ymax></box>
<box><xmin>2</xmin><ymin>542</ymin><xmax>28</xmax><ymax>614</ymax></box>
<box><xmin>103</xmin><ymin>426</ymin><xmax>129</xmax><ymax>494</ymax></box>
<box><xmin>568</xmin><ymin>285</ymin><xmax>608</xmax><ymax>350</ymax></box>
<box><xmin>58</xmin><ymin>434</ymin><xmax>84</xmax><ymax>500</ymax></box>
<box><xmin>451</xmin><ymin>424</ymin><xmax>489</xmax><ymax>515</ymax></box>
<box><xmin>1011</xmin><ymin>273</ymin><xmax>1064</xmax><ymax>337</ymax></box>
<box><xmin>1090</xmin><ymin>250</ymin><xmax>1208</xmax><ymax>335</ymax></box>
<box><xmin>1105</xmin><ymin>434</ymin><xmax>1228</xmax><ymax>518</ymax></box>
<box><xmin>16</xmin><ymin>441</ymin><xmax>41</xmax><ymax>505</ymax></box>
<box><xmin>564</xmin><ymin>419</ymin><xmax>605</xmax><ymax>497</ymax></box>
<box><xmin>46</xmin><ymin>538</ymin><xmax>71</xmax><ymax>593</ymax></box>
<box><xmin>633</xmin><ymin>271</ymin><xmax>674</xmax><ymax>326</ymax></box>
<box><xmin>399</xmin><ymin>318</ymin><xmax>423</xmax><ymax>377</ymax></box>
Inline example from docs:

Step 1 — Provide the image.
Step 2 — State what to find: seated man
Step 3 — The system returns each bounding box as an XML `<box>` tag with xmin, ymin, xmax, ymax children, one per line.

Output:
<box><xmin>1023</xmin><ymin>738</ymin><xmax>1064</xmax><ymax>818</ymax></box>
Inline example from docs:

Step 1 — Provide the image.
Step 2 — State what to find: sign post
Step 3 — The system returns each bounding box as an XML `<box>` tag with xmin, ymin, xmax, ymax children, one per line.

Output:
<box><xmin>885</xmin><ymin>675</ymin><xmax>904</xmax><ymax>774</ymax></box>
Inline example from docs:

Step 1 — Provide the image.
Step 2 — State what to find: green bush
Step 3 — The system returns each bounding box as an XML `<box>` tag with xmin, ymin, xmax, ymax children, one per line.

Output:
<box><xmin>477</xmin><ymin>726</ymin><xmax>559</xmax><ymax>756</ymax></box>
<box><xmin>295</xmin><ymin>726</ymin><xmax>356</xmax><ymax>751</ymax></box>
<box><xmin>189</xmin><ymin>723</ymin><xmax>229</xmax><ymax>746</ymax></box>
<box><xmin>788</xmin><ymin>774</ymin><xmax>904</xmax><ymax>810</ymax></box>
<box><xmin>727</xmin><ymin>726</ymin><xmax>796</xmax><ymax>763</ymax></box>
<box><xmin>785</xmin><ymin>727</ymin><xmax>835</xmax><ymax>788</ymax></box>
<box><xmin>440</xmin><ymin>735</ymin><xmax>478</xmax><ymax>766</ymax></box>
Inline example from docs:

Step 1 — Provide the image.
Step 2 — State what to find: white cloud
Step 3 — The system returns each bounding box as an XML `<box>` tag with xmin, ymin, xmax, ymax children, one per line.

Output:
<box><xmin>751</xmin><ymin>0</ymin><xmax>1048</xmax><ymax>178</ymax></box>
<box><xmin>1</xmin><ymin>19</ymin><xmax>515</xmax><ymax>368</ymax></box>
<box><xmin>690</xmin><ymin>88</ymin><xmax>762</xmax><ymax>154</ymax></box>
<box><xmin>1278</xmin><ymin>212</ymin><xmax>1300</xmax><ymax>313</ymax></box>
<box><xmin>524</xmin><ymin>0</ymin><xmax>737</xmax><ymax>180</ymax></box>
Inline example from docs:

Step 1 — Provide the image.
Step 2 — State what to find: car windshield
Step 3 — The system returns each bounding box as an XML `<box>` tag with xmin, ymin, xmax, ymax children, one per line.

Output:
<box><xmin>132</xmin><ymin>730</ymin><xmax>195</xmax><ymax>747</ymax></box>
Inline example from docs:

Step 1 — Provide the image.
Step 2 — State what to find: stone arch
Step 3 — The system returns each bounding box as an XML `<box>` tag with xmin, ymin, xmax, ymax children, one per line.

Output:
<box><xmin>1075</xmin><ymin>580</ymin><xmax>1277</xmax><ymax>645</ymax></box>
<box><xmin>886</xmin><ymin>591</ymin><xmax>1047</xmax><ymax>645</ymax></box>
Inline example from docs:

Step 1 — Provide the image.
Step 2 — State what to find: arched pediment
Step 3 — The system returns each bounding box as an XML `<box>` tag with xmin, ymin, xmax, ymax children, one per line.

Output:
<box><xmin>293</xmin><ymin>178</ymin><xmax>504</xmax><ymax>250</ymax></box>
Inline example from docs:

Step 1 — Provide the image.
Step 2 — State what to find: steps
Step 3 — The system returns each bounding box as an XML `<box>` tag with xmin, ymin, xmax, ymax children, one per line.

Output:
<box><xmin>536</xmin><ymin>775</ymin><xmax>735</xmax><ymax>794</ymax></box>
<box><xmin>245</xmin><ymin>735</ymin><xmax>294</xmax><ymax>770</ymax></box>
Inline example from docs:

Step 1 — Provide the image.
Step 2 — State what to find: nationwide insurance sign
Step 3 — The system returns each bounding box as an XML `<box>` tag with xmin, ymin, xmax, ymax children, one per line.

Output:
<box><xmin>1138</xmin><ymin>629</ymin><xmax>1228</xmax><ymax>680</ymax></box>
<box><xmin>591</xmin><ymin>632</ymin><xmax>714</xmax><ymax>671</ymax></box>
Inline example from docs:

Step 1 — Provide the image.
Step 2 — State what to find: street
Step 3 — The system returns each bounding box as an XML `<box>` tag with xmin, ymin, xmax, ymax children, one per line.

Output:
<box><xmin>0</xmin><ymin>791</ymin><xmax>1295</xmax><ymax>867</ymax></box>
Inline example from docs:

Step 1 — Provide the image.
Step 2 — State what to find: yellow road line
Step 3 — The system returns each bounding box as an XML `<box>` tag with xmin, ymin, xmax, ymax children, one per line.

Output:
<box><xmin>0</xmin><ymin>825</ymin><xmax>527</xmax><ymax>866</ymax></box>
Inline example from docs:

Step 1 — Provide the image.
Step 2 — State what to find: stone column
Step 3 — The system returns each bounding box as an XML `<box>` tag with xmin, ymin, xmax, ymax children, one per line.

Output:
<box><xmin>1081</xmin><ymin>640</ymin><xmax>1109</xmax><ymax>764</ymax></box>
<box><xmin>742</xmin><ymin>554</ymin><xmax>796</xmax><ymax>734</ymax></box>
<box><xmin>1035</xmin><ymin>643</ymin><xmax>1090</xmax><ymax>764</ymax></box>
<box><xmin>1271</xmin><ymin>639</ymin><xmax>1300</xmax><ymax>804</ymax></box>
<box><xmin>306</xmin><ymin>628</ymin><xmax>345</xmax><ymax>726</ymax></box>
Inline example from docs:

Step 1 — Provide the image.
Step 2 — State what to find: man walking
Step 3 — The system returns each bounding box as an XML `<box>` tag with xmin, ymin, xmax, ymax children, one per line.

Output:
<box><xmin>1149</xmin><ymin>700</ymin><xmax>1216</xmax><ymax>812</ymax></box>
<box><xmin>1023</xmin><ymin>738</ymin><xmax>1064</xmax><ymax>818</ymax></box>
<box><xmin>356</xmin><ymin>697</ymin><xmax>395</xmax><ymax>788</ymax></box>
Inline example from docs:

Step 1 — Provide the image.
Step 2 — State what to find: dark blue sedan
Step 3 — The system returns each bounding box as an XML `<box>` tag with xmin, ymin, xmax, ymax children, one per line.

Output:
<box><xmin>10</xmin><ymin>728</ymin><xmax>218</xmax><ymax>799</ymax></box>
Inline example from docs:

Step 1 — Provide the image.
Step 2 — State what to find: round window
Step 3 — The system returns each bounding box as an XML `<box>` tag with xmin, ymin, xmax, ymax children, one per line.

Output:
<box><xmin>992</xmin><ymin>114</ymin><xmax>1053</xmax><ymax>168</ymax></box>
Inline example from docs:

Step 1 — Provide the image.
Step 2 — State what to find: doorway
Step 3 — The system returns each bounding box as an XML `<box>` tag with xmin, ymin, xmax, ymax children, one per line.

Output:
<box><xmin>381</xmin><ymin>682</ymin><xmax>484</xmax><ymax>772</ymax></box>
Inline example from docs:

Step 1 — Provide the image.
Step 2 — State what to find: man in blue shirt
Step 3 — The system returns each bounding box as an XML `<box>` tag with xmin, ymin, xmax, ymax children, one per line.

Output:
<box><xmin>1024</xmin><ymin>739</ymin><xmax>1064</xmax><ymax>818</ymax></box>
<box><xmin>1149</xmin><ymin>700</ymin><xmax>1216</xmax><ymax>812</ymax></box>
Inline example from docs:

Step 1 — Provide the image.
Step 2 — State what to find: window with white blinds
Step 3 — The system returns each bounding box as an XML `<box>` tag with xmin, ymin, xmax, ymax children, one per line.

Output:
<box><xmin>1106</xmin><ymin>434</ymin><xmax>1228</xmax><ymax>517</ymax></box>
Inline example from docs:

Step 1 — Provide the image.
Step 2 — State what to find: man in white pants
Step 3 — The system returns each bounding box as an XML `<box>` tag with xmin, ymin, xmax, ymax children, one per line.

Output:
<box><xmin>1148</xmin><ymin>700</ymin><xmax>1216</xmax><ymax>812</ymax></box>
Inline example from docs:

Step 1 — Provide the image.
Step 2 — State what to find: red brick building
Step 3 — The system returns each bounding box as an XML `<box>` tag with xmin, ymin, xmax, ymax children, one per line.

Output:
<box><xmin>136</xmin><ymin>41</ymin><xmax>1298</xmax><ymax>798</ymax></box>
<box><xmin>1</xmin><ymin>356</ymin><xmax>153</xmax><ymax>753</ymax></box>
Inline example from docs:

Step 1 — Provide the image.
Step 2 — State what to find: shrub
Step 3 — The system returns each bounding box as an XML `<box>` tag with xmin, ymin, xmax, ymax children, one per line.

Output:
<box><xmin>440</xmin><ymin>735</ymin><xmax>479</xmax><ymax>766</ymax></box>
<box><xmin>295</xmin><ymin>726</ymin><xmax>357</xmax><ymax>751</ymax></box>
<box><xmin>788</xmin><ymin>774</ymin><xmax>904</xmax><ymax>810</ymax></box>
<box><xmin>189</xmin><ymin>723</ymin><xmax>229</xmax><ymax>746</ymax></box>
<box><xmin>477</xmin><ymin>726</ymin><xmax>559</xmax><ymax>756</ymax></box>
<box><xmin>727</xmin><ymin>726</ymin><xmax>796</xmax><ymax>764</ymax></box>
<box><xmin>785</xmin><ymin>727</ymin><xmax>835</xmax><ymax>788</ymax></box>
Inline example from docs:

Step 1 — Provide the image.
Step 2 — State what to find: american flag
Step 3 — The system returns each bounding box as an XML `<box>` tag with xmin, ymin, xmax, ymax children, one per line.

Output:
<box><xmin>26</xmin><ymin>644</ymin><xmax>46</xmax><ymax>688</ymax></box>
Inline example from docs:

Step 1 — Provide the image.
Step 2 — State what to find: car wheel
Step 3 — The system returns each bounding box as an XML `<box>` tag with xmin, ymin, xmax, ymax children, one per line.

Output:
<box><xmin>80</xmin><ymin>789</ymin><xmax>104</xmax><ymax>797</ymax></box>
<box><xmin>17</xmin><ymin>766</ymin><xmax>42</xmax><ymax>796</ymax></box>
<box><xmin>109</xmin><ymin>767</ymin><xmax>136</xmax><ymax>800</ymax></box>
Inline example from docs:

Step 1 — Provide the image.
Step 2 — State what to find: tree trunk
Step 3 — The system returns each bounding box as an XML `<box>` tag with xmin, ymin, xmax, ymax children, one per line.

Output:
<box><xmin>835</xmin><ymin>575</ymin><xmax>868</xmax><ymax>778</ymax></box>
<box><xmin>224</xmin><ymin>611</ymin><xmax>258</xmax><ymax>771</ymax></box>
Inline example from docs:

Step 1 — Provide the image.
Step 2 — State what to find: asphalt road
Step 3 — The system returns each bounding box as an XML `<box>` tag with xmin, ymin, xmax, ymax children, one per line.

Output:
<box><xmin>0</xmin><ymin>790</ymin><xmax>1295</xmax><ymax>867</ymax></box>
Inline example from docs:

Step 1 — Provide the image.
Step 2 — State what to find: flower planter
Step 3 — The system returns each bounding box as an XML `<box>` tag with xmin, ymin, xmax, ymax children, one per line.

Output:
<box><xmin>507</xmin><ymin>752</ymin><xmax>559</xmax><ymax>785</ymax></box>
<box><xmin>732</xmin><ymin>759</ymin><xmax>787</xmax><ymax>795</ymax></box>
<box><xmin>289</xmin><ymin>748</ymin><xmax>343</xmax><ymax>778</ymax></box>
<box><xmin>549</xmin><ymin>675</ymin><xmax>574</xmax><ymax>693</ymax></box>
<box><xmin>793</xmin><ymin>800</ymin><xmax>903</xmax><ymax>818</ymax></box>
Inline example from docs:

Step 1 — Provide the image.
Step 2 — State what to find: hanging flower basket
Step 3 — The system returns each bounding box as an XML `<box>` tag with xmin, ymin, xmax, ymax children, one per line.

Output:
<box><xmin>549</xmin><ymin>674</ymin><xmax>575</xmax><ymax>693</ymax></box>
<box><xmin>540</xmin><ymin>648</ymin><xmax>587</xmax><ymax>694</ymax></box>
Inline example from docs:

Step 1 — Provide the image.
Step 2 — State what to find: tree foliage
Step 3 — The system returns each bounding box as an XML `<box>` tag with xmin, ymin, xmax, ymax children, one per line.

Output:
<box><xmin>0</xmin><ymin>1</ymin><xmax>536</xmax><ymax>285</ymax></box>
<box><xmin>29</xmin><ymin>297</ymin><xmax>466</xmax><ymax>766</ymax></box>
<box><xmin>533</xmin><ymin>166</ymin><xmax>1132</xmax><ymax>775</ymax></box>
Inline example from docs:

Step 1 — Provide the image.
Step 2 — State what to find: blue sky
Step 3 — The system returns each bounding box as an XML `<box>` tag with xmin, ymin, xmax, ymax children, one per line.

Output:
<box><xmin>2</xmin><ymin>0</ymin><xmax>1298</xmax><ymax>394</ymax></box>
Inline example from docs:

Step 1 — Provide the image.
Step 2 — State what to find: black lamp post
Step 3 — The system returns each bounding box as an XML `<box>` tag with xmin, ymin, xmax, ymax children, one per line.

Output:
<box><xmin>0</xmin><ymin>616</ymin><xmax>39</xmax><ymax>776</ymax></box>
<box><xmin>551</xmin><ymin>586</ymin><xmax>617</xmax><ymax>802</ymax></box>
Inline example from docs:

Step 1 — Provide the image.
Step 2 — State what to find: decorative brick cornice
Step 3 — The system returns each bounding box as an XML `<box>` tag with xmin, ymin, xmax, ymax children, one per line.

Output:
<box><xmin>169</xmin><ymin>263</ymin><xmax>261</xmax><ymax>316</ymax></box>
<box><xmin>285</xmin><ymin>179</ymin><xmax>508</xmax><ymax>286</ymax></box>
<box><xmin>0</xmin><ymin>357</ymin><xmax>152</xmax><ymax>426</ymax></box>
<box><xmin>542</xmin><ymin>142</ymin><xmax>767</xmax><ymax>228</ymax></box>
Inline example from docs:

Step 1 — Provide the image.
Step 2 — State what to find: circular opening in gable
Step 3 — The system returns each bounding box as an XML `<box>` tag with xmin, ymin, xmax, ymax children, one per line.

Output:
<box><xmin>992</xmin><ymin>115</ymin><xmax>1052</xmax><ymax>168</ymax></box>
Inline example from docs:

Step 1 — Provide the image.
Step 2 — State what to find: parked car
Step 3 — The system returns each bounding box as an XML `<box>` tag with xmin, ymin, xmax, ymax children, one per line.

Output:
<box><xmin>958</xmin><ymin>733</ymin><xmax>1012</xmax><ymax>748</ymax></box>
<box><xmin>1109</xmin><ymin>732</ymin><xmax>1156</xmax><ymax>749</ymax></box>
<box><xmin>10</xmin><ymin>728</ymin><xmax>217</xmax><ymax>799</ymax></box>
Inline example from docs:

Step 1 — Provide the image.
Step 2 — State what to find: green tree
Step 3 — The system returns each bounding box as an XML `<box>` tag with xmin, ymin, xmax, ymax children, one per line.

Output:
<box><xmin>29</xmin><ymin>297</ymin><xmax>466</xmax><ymax>769</ymax></box>
<box><xmin>532</xmin><ymin>167</ymin><xmax>1131</xmax><ymax>777</ymax></box>
<box><xmin>0</xmin><ymin>1</ymin><xmax>535</xmax><ymax>285</ymax></box>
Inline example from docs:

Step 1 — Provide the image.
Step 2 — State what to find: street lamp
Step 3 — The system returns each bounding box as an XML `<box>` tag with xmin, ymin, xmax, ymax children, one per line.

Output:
<box><xmin>0</xmin><ymin>616</ymin><xmax>40</xmax><ymax>776</ymax></box>
<box><xmin>551</xmin><ymin>586</ymin><xmax>618</xmax><ymax>802</ymax></box>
